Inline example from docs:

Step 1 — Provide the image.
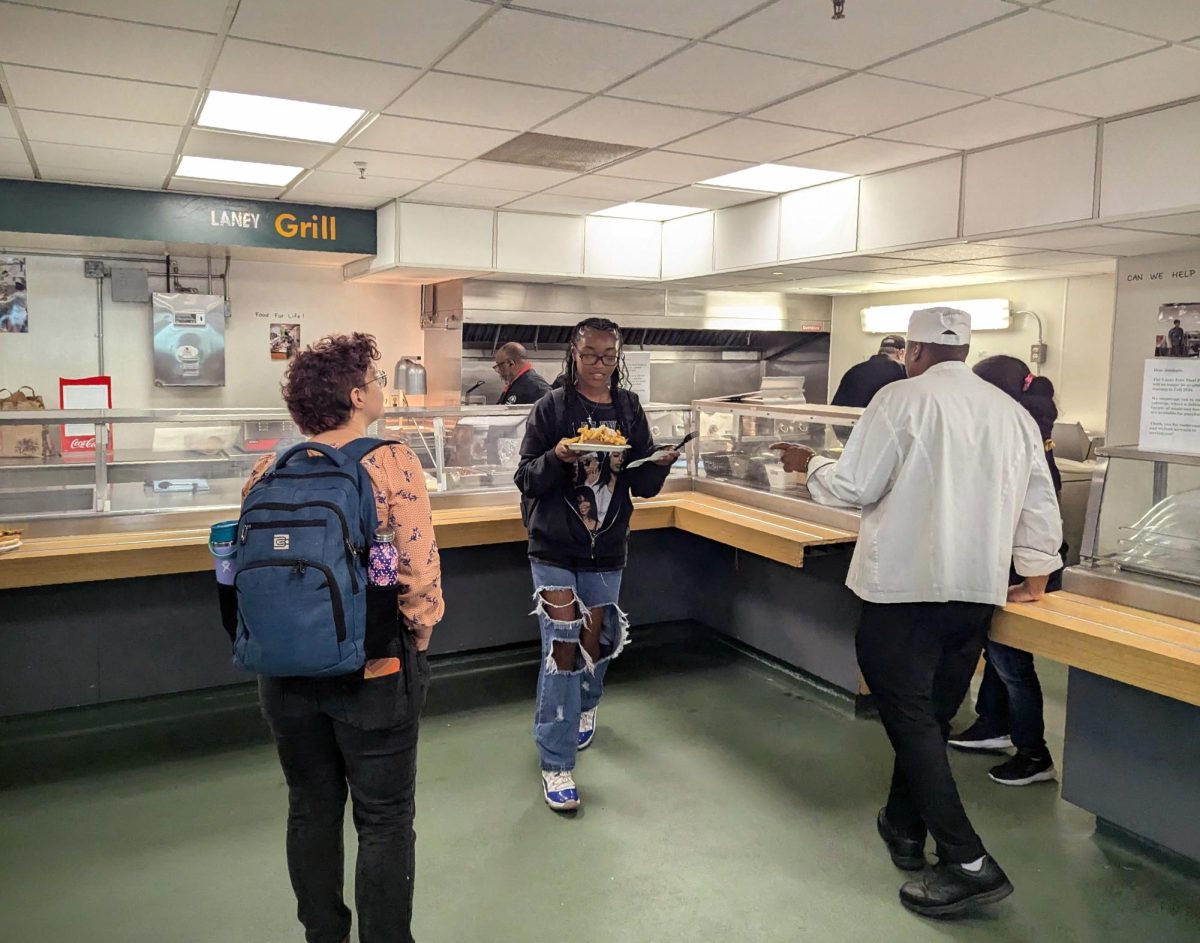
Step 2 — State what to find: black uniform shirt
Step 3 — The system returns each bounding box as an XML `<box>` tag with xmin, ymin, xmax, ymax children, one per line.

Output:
<box><xmin>830</xmin><ymin>354</ymin><xmax>906</xmax><ymax>408</ymax></box>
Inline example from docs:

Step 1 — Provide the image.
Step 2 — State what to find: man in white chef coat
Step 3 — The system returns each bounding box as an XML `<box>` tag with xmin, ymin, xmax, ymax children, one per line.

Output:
<box><xmin>773</xmin><ymin>307</ymin><xmax>1062</xmax><ymax>919</ymax></box>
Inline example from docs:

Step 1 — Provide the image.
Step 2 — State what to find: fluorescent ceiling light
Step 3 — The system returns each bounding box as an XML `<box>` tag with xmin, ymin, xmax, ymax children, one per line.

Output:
<box><xmin>698</xmin><ymin>163</ymin><xmax>850</xmax><ymax>193</ymax></box>
<box><xmin>175</xmin><ymin>155</ymin><xmax>302</xmax><ymax>187</ymax></box>
<box><xmin>860</xmin><ymin>298</ymin><xmax>1011</xmax><ymax>333</ymax></box>
<box><xmin>592</xmin><ymin>202</ymin><xmax>704</xmax><ymax>221</ymax></box>
<box><xmin>198</xmin><ymin>90</ymin><xmax>365</xmax><ymax>143</ymax></box>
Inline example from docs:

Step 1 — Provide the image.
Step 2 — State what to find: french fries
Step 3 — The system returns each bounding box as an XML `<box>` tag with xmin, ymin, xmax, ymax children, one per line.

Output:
<box><xmin>563</xmin><ymin>424</ymin><xmax>628</xmax><ymax>446</ymax></box>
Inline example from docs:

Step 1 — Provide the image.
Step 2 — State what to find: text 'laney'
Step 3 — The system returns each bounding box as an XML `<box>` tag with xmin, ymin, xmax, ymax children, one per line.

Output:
<box><xmin>274</xmin><ymin>213</ymin><xmax>337</xmax><ymax>241</ymax></box>
<box><xmin>210</xmin><ymin>210</ymin><xmax>260</xmax><ymax>229</ymax></box>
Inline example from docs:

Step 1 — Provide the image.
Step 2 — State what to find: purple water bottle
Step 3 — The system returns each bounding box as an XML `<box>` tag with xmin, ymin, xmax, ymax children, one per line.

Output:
<box><xmin>368</xmin><ymin>527</ymin><xmax>399</xmax><ymax>587</ymax></box>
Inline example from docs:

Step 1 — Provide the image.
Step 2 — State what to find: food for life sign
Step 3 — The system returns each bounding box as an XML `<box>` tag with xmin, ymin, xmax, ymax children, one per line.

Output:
<box><xmin>1139</xmin><ymin>359</ymin><xmax>1200</xmax><ymax>454</ymax></box>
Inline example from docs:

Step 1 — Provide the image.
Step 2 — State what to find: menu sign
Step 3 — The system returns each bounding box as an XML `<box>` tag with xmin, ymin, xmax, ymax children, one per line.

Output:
<box><xmin>624</xmin><ymin>351</ymin><xmax>651</xmax><ymax>401</ymax></box>
<box><xmin>1138</xmin><ymin>359</ymin><xmax>1200</xmax><ymax>454</ymax></box>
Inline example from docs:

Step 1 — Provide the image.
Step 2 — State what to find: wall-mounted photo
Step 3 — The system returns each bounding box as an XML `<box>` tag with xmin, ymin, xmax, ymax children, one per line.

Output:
<box><xmin>270</xmin><ymin>323</ymin><xmax>301</xmax><ymax>360</ymax></box>
<box><xmin>152</xmin><ymin>293</ymin><xmax>227</xmax><ymax>386</ymax></box>
<box><xmin>1155</xmin><ymin>303</ymin><xmax>1200</xmax><ymax>358</ymax></box>
<box><xmin>0</xmin><ymin>257</ymin><xmax>29</xmax><ymax>333</ymax></box>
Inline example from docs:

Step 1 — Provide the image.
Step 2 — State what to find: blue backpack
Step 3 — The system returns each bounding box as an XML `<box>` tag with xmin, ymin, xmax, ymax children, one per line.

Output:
<box><xmin>232</xmin><ymin>438</ymin><xmax>388</xmax><ymax>677</ymax></box>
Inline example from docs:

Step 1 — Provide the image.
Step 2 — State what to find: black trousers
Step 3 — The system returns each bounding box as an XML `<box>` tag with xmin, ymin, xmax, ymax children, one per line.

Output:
<box><xmin>259</xmin><ymin>640</ymin><xmax>429</xmax><ymax>943</ymax></box>
<box><xmin>857</xmin><ymin>600</ymin><xmax>994</xmax><ymax>864</ymax></box>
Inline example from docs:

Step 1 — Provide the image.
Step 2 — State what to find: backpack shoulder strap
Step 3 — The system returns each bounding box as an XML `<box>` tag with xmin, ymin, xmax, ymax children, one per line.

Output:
<box><xmin>338</xmin><ymin>436</ymin><xmax>391</xmax><ymax>464</ymax></box>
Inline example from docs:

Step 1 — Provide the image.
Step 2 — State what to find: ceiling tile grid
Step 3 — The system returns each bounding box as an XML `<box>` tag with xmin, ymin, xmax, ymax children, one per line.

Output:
<box><xmin>664</xmin><ymin>119</ymin><xmax>848</xmax><ymax>163</ymax></box>
<box><xmin>536</xmin><ymin>97</ymin><xmax>727</xmax><ymax>148</ymax></box>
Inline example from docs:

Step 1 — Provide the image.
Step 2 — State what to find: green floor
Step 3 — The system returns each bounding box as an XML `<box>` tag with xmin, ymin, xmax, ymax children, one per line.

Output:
<box><xmin>1</xmin><ymin>627</ymin><xmax>1197</xmax><ymax>942</ymax></box>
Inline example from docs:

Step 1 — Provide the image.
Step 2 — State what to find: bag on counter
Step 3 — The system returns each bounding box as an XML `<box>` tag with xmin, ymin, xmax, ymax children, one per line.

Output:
<box><xmin>0</xmin><ymin>386</ymin><xmax>51</xmax><ymax>459</ymax></box>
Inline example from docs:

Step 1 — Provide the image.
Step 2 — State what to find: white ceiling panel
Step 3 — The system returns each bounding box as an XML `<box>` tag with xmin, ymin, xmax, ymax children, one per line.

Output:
<box><xmin>595</xmin><ymin>151</ymin><xmax>750</xmax><ymax>184</ymax></box>
<box><xmin>982</xmin><ymin>226</ymin><xmax>1186</xmax><ymax>250</ymax></box>
<box><xmin>323</xmin><ymin>148</ymin><xmax>462</xmax><ymax>182</ymax></box>
<box><xmin>879</xmin><ymin>243</ymin><xmax>1038</xmax><ymax>262</ymax></box>
<box><xmin>641</xmin><ymin>184</ymin><xmax>761</xmax><ymax>210</ymax></box>
<box><xmin>665</xmin><ymin>119</ymin><xmax>846</xmax><ymax>163</ymax></box>
<box><xmin>1107</xmin><ymin>213</ymin><xmax>1200</xmax><ymax>237</ymax></box>
<box><xmin>0</xmin><ymin>5</ymin><xmax>213</xmax><ymax>85</ymax></box>
<box><xmin>875</xmin><ymin>10</ymin><xmax>1160</xmax><ymax>96</ymax></box>
<box><xmin>502</xmin><ymin>194</ymin><xmax>617</xmax><ymax>216</ymax></box>
<box><xmin>16</xmin><ymin>0</ymin><xmax>230</xmax><ymax>32</ymax></box>
<box><xmin>20</xmin><ymin>111</ymin><xmax>181</xmax><ymax>155</ymax></box>
<box><xmin>883</xmin><ymin>100</ymin><xmax>1085</xmax><ymax>150</ymax></box>
<box><xmin>813</xmin><ymin>256</ymin><xmax>931</xmax><ymax>272</ymax></box>
<box><xmin>611</xmin><ymin>44</ymin><xmax>844</xmax><ymax>112</ymax></box>
<box><xmin>517</xmin><ymin>0</ymin><xmax>767</xmax><ymax>38</ymax></box>
<box><xmin>1092</xmin><ymin>235</ymin><xmax>1200</xmax><ymax>256</ymax></box>
<box><xmin>437</xmin><ymin>161</ymin><xmax>577</xmax><ymax>191</ymax></box>
<box><xmin>537</xmin><ymin>97</ymin><xmax>724</xmax><ymax>148</ymax></box>
<box><xmin>210</xmin><ymin>40</ymin><xmax>420</xmax><ymax>111</ymax></box>
<box><xmin>33</xmin><ymin>168</ymin><xmax>168</xmax><ymax>188</ymax></box>
<box><xmin>231</xmin><ymin>0</ymin><xmax>486</xmax><ymax>68</ymax></box>
<box><xmin>755</xmin><ymin>74</ymin><xmax>981</xmax><ymax>136</ymax></box>
<box><xmin>890</xmin><ymin>261</ymin><xmax>1005</xmax><ymax>277</ymax></box>
<box><xmin>0</xmin><ymin>160</ymin><xmax>35</xmax><ymax>179</ymax></box>
<box><xmin>287</xmin><ymin>170</ymin><xmax>423</xmax><ymax>207</ymax></box>
<box><xmin>405</xmin><ymin>181</ymin><xmax>528</xmax><ymax>208</ymax></box>
<box><xmin>387</xmin><ymin>72</ymin><xmax>584</xmax><ymax>130</ymax></box>
<box><xmin>30</xmin><ymin>142</ymin><xmax>173</xmax><ymax>176</ymax></box>
<box><xmin>549</xmin><ymin>175</ymin><xmax>669</xmax><ymax>201</ymax></box>
<box><xmin>350</xmin><ymin>116</ymin><xmax>516</xmax><ymax>159</ymax></box>
<box><xmin>1004</xmin><ymin>47</ymin><xmax>1200</xmax><ymax>119</ymax></box>
<box><xmin>437</xmin><ymin>9</ymin><xmax>686</xmax><ymax>91</ymax></box>
<box><xmin>790</xmin><ymin>137</ymin><xmax>956</xmax><ymax>176</ymax></box>
<box><xmin>1044</xmin><ymin>0</ymin><xmax>1200</xmax><ymax>42</ymax></box>
<box><xmin>167</xmin><ymin>179</ymin><xmax>285</xmax><ymax>199</ymax></box>
<box><xmin>0</xmin><ymin>111</ymin><xmax>17</xmax><ymax>139</ymax></box>
<box><xmin>183</xmin><ymin>129</ymin><xmax>332</xmax><ymax>167</ymax></box>
<box><xmin>1051</xmin><ymin>258</ymin><xmax>1117</xmax><ymax>273</ymax></box>
<box><xmin>996</xmin><ymin>250</ymin><xmax>1105</xmax><ymax>268</ymax></box>
<box><xmin>711</xmin><ymin>0</ymin><xmax>1014</xmax><ymax>70</ymax></box>
<box><xmin>2</xmin><ymin>67</ymin><xmax>197</xmax><ymax>125</ymax></box>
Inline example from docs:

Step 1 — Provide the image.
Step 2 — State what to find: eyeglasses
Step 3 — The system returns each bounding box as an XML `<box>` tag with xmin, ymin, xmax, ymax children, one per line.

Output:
<box><xmin>492</xmin><ymin>360</ymin><xmax>514</xmax><ymax>372</ymax></box>
<box><xmin>576</xmin><ymin>352</ymin><xmax>619</xmax><ymax>366</ymax></box>
<box><xmin>364</xmin><ymin>369</ymin><xmax>388</xmax><ymax>389</ymax></box>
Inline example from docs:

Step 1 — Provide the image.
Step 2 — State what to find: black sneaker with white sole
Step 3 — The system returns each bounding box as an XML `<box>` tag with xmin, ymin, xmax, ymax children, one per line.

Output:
<box><xmin>989</xmin><ymin>750</ymin><xmax>1056</xmax><ymax>786</ymax></box>
<box><xmin>947</xmin><ymin>720</ymin><xmax>1013</xmax><ymax>753</ymax></box>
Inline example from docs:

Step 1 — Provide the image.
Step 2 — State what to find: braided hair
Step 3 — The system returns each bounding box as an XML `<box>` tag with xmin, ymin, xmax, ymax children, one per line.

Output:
<box><xmin>974</xmin><ymin>354</ymin><xmax>1061</xmax><ymax>492</ymax></box>
<box><xmin>560</xmin><ymin>317</ymin><xmax>632</xmax><ymax>435</ymax></box>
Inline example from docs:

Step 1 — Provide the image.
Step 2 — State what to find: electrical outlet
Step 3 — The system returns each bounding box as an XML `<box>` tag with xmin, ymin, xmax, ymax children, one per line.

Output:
<box><xmin>83</xmin><ymin>260</ymin><xmax>107</xmax><ymax>278</ymax></box>
<box><xmin>1030</xmin><ymin>343</ymin><xmax>1048</xmax><ymax>365</ymax></box>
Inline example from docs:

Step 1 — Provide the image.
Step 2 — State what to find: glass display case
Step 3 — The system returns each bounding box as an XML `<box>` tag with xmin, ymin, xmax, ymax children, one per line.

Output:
<box><xmin>1067</xmin><ymin>445</ymin><xmax>1200</xmax><ymax>621</ymax></box>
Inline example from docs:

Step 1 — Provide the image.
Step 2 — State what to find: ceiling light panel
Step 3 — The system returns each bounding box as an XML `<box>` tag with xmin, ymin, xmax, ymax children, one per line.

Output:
<box><xmin>175</xmin><ymin>155</ymin><xmax>303</xmax><ymax>186</ymax></box>
<box><xmin>700</xmin><ymin>163</ymin><xmax>850</xmax><ymax>193</ymax></box>
<box><xmin>593</xmin><ymin>203</ymin><xmax>705</xmax><ymax>221</ymax></box>
<box><xmin>199</xmin><ymin>91</ymin><xmax>365</xmax><ymax>143</ymax></box>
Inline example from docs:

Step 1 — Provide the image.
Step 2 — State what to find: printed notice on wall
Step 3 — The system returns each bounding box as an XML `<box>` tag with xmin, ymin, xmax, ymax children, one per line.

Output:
<box><xmin>624</xmin><ymin>351</ymin><xmax>651</xmax><ymax>402</ymax></box>
<box><xmin>1139</xmin><ymin>359</ymin><xmax>1200</xmax><ymax>454</ymax></box>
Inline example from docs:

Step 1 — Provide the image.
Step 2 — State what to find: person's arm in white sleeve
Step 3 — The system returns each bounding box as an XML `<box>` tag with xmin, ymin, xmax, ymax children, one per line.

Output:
<box><xmin>805</xmin><ymin>401</ymin><xmax>903</xmax><ymax>509</ymax></box>
<box><xmin>1009</xmin><ymin>445</ymin><xmax>1064</xmax><ymax>602</ymax></box>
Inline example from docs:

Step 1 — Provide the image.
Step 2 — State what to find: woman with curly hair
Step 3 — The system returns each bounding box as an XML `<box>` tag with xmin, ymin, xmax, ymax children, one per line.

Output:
<box><xmin>242</xmin><ymin>332</ymin><xmax>443</xmax><ymax>943</ymax></box>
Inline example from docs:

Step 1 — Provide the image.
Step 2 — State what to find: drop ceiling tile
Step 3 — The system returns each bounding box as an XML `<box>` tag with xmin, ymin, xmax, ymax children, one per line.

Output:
<box><xmin>0</xmin><ymin>5</ymin><xmax>212</xmax><ymax>85</ymax></box>
<box><xmin>1004</xmin><ymin>47</ymin><xmax>1200</xmax><ymax>118</ymax></box>
<box><xmin>231</xmin><ymin>0</ymin><xmax>486</xmax><ymax>67</ymax></box>
<box><xmin>503</xmin><ymin>194</ymin><xmax>617</xmax><ymax>215</ymax></box>
<box><xmin>548</xmin><ymin>175</ymin><xmax>671</xmax><ymax>201</ymax></box>
<box><xmin>166</xmin><ymin>179</ymin><xmax>285</xmax><ymax>199</ymax></box>
<box><xmin>611</xmin><ymin>44</ymin><xmax>845</xmax><ymax>112</ymax></box>
<box><xmin>211</xmin><ymin>40</ymin><xmax>420</xmax><ymax>111</ymax></box>
<box><xmin>517</xmin><ymin>0</ymin><xmax>767</xmax><ymax>37</ymax></box>
<box><xmin>3</xmin><ymin>67</ymin><xmax>197</xmax><ymax>124</ymax></box>
<box><xmin>814</xmin><ymin>255</ymin><xmax>931</xmax><ymax>272</ymax></box>
<box><xmin>1108</xmin><ymin>212</ymin><xmax>1200</xmax><ymax>236</ymax></box>
<box><xmin>896</xmin><ymin>262</ymin><xmax>1007</xmax><ymax>276</ymax></box>
<box><xmin>287</xmin><ymin>170</ymin><xmax>424</xmax><ymax>207</ymax></box>
<box><xmin>20</xmin><ymin>111</ymin><xmax>180</xmax><ymax>154</ymax></box>
<box><xmin>1095</xmin><ymin>235</ymin><xmax>1200</xmax><ymax>256</ymax></box>
<box><xmin>756</xmin><ymin>75</ymin><xmax>982</xmax><ymax>136</ymax></box>
<box><xmin>350</xmin><ymin>116</ymin><xmax>517</xmax><ymax>159</ymax></box>
<box><xmin>323</xmin><ymin>148</ymin><xmax>462</xmax><ymax>182</ymax></box>
<box><xmin>16</xmin><ymin>0</ymin><xmax>230</xmax><ymax>31</ymax></box>
<box><xmin>874</xmin><ymin>9</ymin><xmax>1159</xmax><ymax>96</ymax></box>
<box><xmin>788</xmin><ymin>137</ymin><xmax>957</xmax><ymax>175</ymax></box>
<box><xmin>665</xmin><ymin>119</ymin><xmax>847</xmax><ymax>162</ymax></box>
<box><xmin>30</xmin><ymin>141</ymin><xmax>172</xmax><ymax>176</ymax></box>
<box><xmin>0</xmin><ymin>112</ymin><xmax>17</xmax><ymax>139</ymax></box>
<box><xmin>1053</xmin><ymin>258</ymin><xmax>1117</xmax><ymax>273</ymax></box>
<box><xmin>387</xmin><ymin>73</ymin><xmax>585</xmax><ymax>131</ymax></box>
<box><xmin>0</xmin><ymin>159</ymin><xmax>35</xmax><ymax>179</ymax></box>
<box><xmin>404</xmin><ymin>181</ymin><xmax>529</xmax><ymax>208</ymax></box>
<box><xmin>437</xmin><ymin>161</ymin><xmax>577</xmax><ymax>190</ymax></box>
<box><xmin>183</xmin><ymin>129</ymin><xmax>331</xmax><ymax>167</ymax></box>
<box><xmin>711</xmin><ymin>0</ymin><xmax>1014</xmax><ymax>69</ymax></box>
<box><xmin>882</xmin><ymin>100</ymin><xmax>1085</xmax><ymax>150</ymax></box>
<box><xmin>997</xmin><ymin>250</ymin><xmax>1105</xmax><ymax>268</ymax></box>
<box><xmin>641</xmin><ymin>184</ymin><xmax>760</xmax><ymax>209</ymax></box>
<box><xmin>1044</xmin><ymin>0</ymin><xmax>1200</xmax><ymax>42</ymax></box>
<box><xmin>595</xmin><ymin>150</ymin><xmax>749</xmax><ymax>184</ymax></box>
<box><xmin>880</xmin><ymin>243</ymin><xmax>1038</xmax><ymax>262</ymax></box>
<box><xmin>537</xmin><ymin>97</ymin><xmax>725</xmax><ymax>148</ymax></box>
<box><xmin>982</xmin><ymin>225</ymin><xmax>1182</xmax><ymax>250</ymax></box>
<box><xmin>438</xmin><ymin>9</ymin><xmax>686</xmax><ymax>91</ymax></box>
<box><xmin>35</xmin><ymin>167</ymin><xmax>169</xmax><ymax>188</ymax></box>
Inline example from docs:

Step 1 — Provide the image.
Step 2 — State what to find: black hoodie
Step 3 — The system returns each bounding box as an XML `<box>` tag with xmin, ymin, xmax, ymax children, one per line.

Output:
<box><xmin>514</xmin><ymin>387</ymin><xmax>671</xmax><ymax>571</ymax></box>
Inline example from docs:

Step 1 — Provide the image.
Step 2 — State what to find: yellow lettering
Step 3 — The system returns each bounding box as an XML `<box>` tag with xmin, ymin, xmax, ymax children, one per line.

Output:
<box><xmin>321</xmin><ymin>216</ymin><xmax>327</xmax><ymax>240</ymax></box>
<box><xmin>330</xmin><ymin>216</ymin><xmax>336</xmax><ymax>241</ymax></box>
<box><xmin>275</xmin><ymin>213</ymin><xmax>298</xmax><ymax>238</ymax></box>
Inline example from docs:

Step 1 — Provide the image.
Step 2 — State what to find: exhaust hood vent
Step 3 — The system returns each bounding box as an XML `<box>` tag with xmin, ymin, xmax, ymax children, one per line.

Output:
<box><xmin>477</xmin><ymin>132</ymin><xmax>640</xmax><ymax>173</ymax></box>
<box><xmin>462</xmin><ymin>323</ymin><xmax>827</xmax><ymax>351</ymax></box>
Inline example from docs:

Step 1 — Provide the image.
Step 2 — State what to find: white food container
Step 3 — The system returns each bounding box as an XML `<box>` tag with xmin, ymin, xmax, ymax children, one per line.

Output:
<box><xmin>765</xmin><ymin>464</ymin><xmax>800</xmax><ymax>490</ymax></box>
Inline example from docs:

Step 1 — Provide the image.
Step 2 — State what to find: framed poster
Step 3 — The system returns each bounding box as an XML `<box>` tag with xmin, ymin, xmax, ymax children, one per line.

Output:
<box><xmin>0</xmin><ymin>257</ymin><xmax>28</xmax><ymax>333</ymax></box>
<box><xmin>152</xmin><ymin>293</ymin><xmax>226</xmax><ymax>386</ymax></box>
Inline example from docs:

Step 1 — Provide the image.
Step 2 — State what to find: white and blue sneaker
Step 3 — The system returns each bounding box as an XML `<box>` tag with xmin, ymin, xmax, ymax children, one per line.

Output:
<box><xmin>541</xmin><ymin>769</ymin><xmax>580</xmax><ymax>811</ymax></box>
<box><xmin>578</xmin><ymin>708</ymin><xmax>598</xmax><ymax>751</ymax></box>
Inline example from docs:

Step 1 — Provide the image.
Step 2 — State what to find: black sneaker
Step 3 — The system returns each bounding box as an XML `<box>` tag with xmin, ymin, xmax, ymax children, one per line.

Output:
<box><xmin>948</xmin><ymin>720</ymin><xmax>1013</xmax><ymax>753</ymax></box>
<box><xmin>876</xmin><ymin>808</ymin><xmax>926</xmax><ymax>871</ymax></box>
<box><xmin>899</xmin><ymin>856</ymin><xmax>1014</xmax><ymax>918</ymax></box>
<box><xmin>989</xmin><ymin>750</ymin><xmax>1056</xmax><ymax>786</ymax></box>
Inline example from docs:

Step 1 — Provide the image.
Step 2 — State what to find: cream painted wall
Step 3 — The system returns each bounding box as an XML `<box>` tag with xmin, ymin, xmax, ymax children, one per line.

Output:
<box><xmin>1</xmin><ymin>254</ymin><xmax>423</xmax><ymax>412</ymax></box>
<box><xmin>829</xmin><ymin>274</ymin><xmax>1116</xmax><ymax>432</ymax></box>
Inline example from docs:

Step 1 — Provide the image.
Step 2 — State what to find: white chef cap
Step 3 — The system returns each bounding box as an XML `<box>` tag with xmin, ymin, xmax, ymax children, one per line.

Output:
<box><xmin>907</xmin><ymin>306</ymin><xmax>972</xmax><ymax>346</ymax></box>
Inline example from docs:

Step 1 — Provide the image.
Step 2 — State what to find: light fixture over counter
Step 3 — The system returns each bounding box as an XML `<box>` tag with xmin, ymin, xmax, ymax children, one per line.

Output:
<box><xmin>861</xmin><ymin>299</ymin><xmax>1011</xmax><ymax>333</ymax></box>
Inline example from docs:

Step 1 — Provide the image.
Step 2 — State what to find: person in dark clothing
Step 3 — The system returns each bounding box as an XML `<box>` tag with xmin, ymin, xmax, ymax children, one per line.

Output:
<box><xmin>831</xmin><ymin>335</ymin><xmax>906</xmax><ymax>407</ymax></box>
<box><xmin>1168</xmin><ymin>319</ymin><xmax>1187</xmax><ymax>357</ymax></box>
<box><xmin>515</xmin><ymin>317</ymin><xmax>678</xmax><ymax>812</ymax></box>
<box><xmin>494</xmin><ymin>341</ymin><xmax>552</xmax><ymax>404</ymax></box>
<box><xmin>950</xmin><ymin>356</ymin><xmax>1065</xmax><ymax>788</ymax></box>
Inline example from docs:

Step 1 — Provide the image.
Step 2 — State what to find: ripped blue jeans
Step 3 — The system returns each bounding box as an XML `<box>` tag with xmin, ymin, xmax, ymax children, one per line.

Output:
<box><xmin>529</xmin><ymin>561</ymin><xmax>630</xmax><ymax>772</ymax></box>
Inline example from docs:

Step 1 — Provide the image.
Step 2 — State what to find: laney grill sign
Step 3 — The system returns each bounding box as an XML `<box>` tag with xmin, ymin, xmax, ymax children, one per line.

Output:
<box><xmin>0</xmin><ymin>179</ymin><xmax>374</xmax><ymax>255</ymax></box>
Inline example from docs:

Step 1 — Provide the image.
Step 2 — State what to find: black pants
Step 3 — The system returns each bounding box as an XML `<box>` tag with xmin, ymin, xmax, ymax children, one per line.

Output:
<box><xmin>857</xmin><ymin>600</ymin><xmax>994</xmax><ymax>864</ymax></box>
<box><xmin>259</xmin><ymin>640</ymin><xmax>429</xmax><ymax>943</ymax></box>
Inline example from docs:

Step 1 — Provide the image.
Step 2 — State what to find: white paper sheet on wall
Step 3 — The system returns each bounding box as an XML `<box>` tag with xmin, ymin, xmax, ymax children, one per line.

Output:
<box><xmin>624</xmin><ymin>351</ymin><xmax>651</xmax><ymax>401</ymax></box>
<box><xmin>1139</xmin><ymin>359</ymin><xmax>1200</xmax><ymax>454</ymax></box>
<box><xmin>62</xmin><ymin>381</ymin><xmax>110</xmax><ymax>436</ymax></box>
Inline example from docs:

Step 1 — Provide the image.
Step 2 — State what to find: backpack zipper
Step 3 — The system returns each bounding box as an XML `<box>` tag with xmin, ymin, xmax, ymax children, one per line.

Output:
<box><xmin>247</xmin><ymin>501</ymin><xmax>361</xmax><ymax>592</ymax></box>
<box><xmin>235</xmin><ymin>558</ymin><xmax>347</xmax><ymax>642</ymax></box>
<box><xmin>239</xmin><ymin>519</ymin><xmax>324</xmax><ymax>544</ymax></box>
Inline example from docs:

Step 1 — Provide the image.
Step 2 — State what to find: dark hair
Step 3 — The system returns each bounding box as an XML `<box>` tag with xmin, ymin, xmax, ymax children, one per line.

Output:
<box><xmin>573</xmin><ymin>486</ymin><xmax>598</xmax><ymax>523</ymax></box>
<box><xmin>282</xmin><ymin>332</ymin><xmax>379</xmax><ymax>434</ymax></box>
<box><xmin>974</xmin><ymin>355</ymin><xmax>1058</xmax><ymax>441</ymax></box>
<box><xmin>561</xmin><ymin>317</ymin><xmax>630</xmax><ymax>433</ymax></box>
